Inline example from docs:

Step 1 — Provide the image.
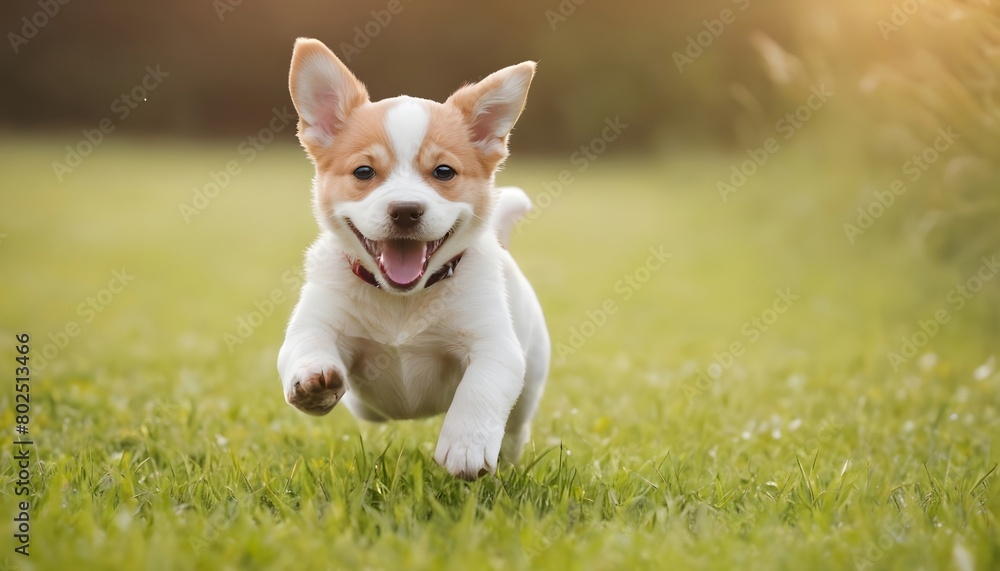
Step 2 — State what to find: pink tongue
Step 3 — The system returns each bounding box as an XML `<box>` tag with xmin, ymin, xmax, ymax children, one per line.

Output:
<box><xmin>379</xmin><ymin>240</ymin><xmax>427</xmax><ymax>285</ymax></box>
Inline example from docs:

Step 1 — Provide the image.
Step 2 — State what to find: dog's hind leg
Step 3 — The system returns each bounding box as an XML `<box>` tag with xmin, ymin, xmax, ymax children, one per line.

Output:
<box><xmin>500</xmin><ymin>344</ymin><xmax>549</xmax><ymax>465</ymax></box>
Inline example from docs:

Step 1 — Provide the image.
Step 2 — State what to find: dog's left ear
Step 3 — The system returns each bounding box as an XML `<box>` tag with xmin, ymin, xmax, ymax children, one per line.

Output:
<box><xmin>446</xmin><ymin>61</ymin><xmax>536</xmax><ymax>164</ymax></box>
<box><xmin>289</xmin><ymin>38</ymin><xmax>369</xmax><ymax>152</ymax></box>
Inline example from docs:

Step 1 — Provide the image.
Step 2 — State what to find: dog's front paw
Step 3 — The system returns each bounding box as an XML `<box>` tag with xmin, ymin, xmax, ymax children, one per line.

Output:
<box><xmin>283</xmin><ymin>359</ymin><xmax>346</xmax><ymax>416</ymax></box>
<box><xmin>434</xmin><ymin>420</ymin><xmax>504</xmax><ymax>480</ymax></box>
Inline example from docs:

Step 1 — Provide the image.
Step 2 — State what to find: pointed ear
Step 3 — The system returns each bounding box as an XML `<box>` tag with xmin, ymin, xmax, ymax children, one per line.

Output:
<box><xmin>288</xmin><ymin>38</ymin><xmax>369</xmax><ymax>150</ymax></box>
<box><xmin>446</xmin><ymin>61</ymin><xmax>536</xmax><ymax>162</ymax></box>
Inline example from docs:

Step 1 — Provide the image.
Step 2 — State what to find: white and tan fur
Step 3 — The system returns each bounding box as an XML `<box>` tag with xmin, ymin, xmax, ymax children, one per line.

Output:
<box><xmin>277</xmin><ymin>38</ymin><xmax>549</xmax><ymax>479</ymax></box>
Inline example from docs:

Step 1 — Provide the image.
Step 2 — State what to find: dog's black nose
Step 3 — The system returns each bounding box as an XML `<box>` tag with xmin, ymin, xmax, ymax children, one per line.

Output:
<box><xmin>388</xmin><ymin>201</ymin><xmax>424</xmax><ymax>229</ymax></box>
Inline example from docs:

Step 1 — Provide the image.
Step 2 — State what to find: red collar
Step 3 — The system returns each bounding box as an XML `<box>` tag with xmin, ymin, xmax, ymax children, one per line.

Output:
<box><xmin>349</xmin><ymin>253</ymin><xmax>464</xmax><ymax>289</ymax></box>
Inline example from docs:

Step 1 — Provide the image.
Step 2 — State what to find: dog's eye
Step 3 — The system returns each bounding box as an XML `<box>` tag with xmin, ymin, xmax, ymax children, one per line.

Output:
<box><xmin>353</xmin><ymin>166</ymin><xmax>376</xmax><ymax>180</ymax></box>
<box><xmin>432</xmin><ymin>165</ymin><xmax>456</xmax><ymax>181</ymax></box>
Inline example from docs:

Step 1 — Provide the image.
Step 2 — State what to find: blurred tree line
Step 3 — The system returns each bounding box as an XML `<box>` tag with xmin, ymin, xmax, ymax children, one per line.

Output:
<box><xmin>2</xmin><ymin>0</ymin><xmax>997</xmax><ymax>283</ymax></box>
<box><xmin>758</xmin><ymin>0</ymin><xmax>1000</xmax><ymax>280</ymax></box>
<box><xmin>0</xmin><ymin>0</ymin><xmax>871</xmax><ymax>150</ymax></box>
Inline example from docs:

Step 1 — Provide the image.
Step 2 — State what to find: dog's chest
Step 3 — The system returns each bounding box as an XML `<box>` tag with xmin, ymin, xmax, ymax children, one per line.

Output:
<box><xmin>345</xmin><ymin>334</ymin><xmax>466</xmax><ymax>419</ymax></box>
<box><xmin>340</xmin><ymin>297</ymin><xmax>469</xmax><ymax>419</ymax></box>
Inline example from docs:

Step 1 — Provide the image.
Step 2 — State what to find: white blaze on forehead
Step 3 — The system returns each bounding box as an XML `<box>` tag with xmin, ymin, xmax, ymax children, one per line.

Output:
<box><xmin>384</xmin><ymin>97</ymin><xmax>430</xmax><ymax>170</ymax></box>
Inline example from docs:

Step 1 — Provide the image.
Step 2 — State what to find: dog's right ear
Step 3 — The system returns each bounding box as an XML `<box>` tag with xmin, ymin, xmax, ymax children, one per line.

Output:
<box><xmin>289</xmin><ymin>38</ymin><xmax>369</xmax><ymax>151</ymax></box>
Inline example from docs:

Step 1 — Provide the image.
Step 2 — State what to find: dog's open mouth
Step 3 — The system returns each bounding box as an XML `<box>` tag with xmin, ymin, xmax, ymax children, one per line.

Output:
<box><xmin>346</xmin><ymin>221</ymin><xmax>453</xmax><ymax>289</ymax></box>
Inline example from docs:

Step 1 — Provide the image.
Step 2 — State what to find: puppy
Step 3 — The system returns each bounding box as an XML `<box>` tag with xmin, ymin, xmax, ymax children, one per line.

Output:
<box><xmin>277</xmin><ymin>38</ymin><xmax>550</xmax><ymax>480</ymax></box>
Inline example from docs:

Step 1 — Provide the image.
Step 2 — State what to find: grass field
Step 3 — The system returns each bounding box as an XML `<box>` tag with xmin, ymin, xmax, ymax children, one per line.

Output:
<box><xmin>0</xmin><ymin>134</ymin><xmax>998</xmax><ymax>570</ymax></box>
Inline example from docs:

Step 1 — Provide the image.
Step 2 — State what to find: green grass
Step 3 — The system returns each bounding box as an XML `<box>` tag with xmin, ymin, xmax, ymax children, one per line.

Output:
<box><xmin>0</xmin><ymin>134</ymin><xmax>998</xmax><ymax>570</ymax></box>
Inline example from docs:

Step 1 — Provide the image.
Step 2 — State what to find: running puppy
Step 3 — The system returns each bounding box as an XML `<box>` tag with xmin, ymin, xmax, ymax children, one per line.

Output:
<box><xmin>278</xmin><ymin>38</ymin><xmax>550</xmax><ymax>480</ymax></box>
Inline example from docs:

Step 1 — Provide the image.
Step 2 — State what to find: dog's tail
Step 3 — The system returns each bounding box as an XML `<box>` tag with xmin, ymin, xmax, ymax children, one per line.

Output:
<box><xmin>492</xmin><ymin>186</ymin><xmax>533</xmax><ymax>249</ymax></box>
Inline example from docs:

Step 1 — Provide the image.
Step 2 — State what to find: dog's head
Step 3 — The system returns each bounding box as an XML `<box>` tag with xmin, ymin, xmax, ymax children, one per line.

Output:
<box><xmin>288</xmin><ymin>38</ymin><xmax>535</xmax><ymax>294</ymax></box>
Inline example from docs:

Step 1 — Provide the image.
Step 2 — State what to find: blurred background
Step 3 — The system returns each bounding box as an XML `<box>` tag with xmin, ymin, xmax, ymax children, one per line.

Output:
<box><xmin>2</xmin><ymin>4</ymin><xmax>999</xmax><ymax>566</ymax></box>
<box><xmin>2</xmin><ymin>0</ymin><xmax>998</xmax><ymax>282</ymax></box>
